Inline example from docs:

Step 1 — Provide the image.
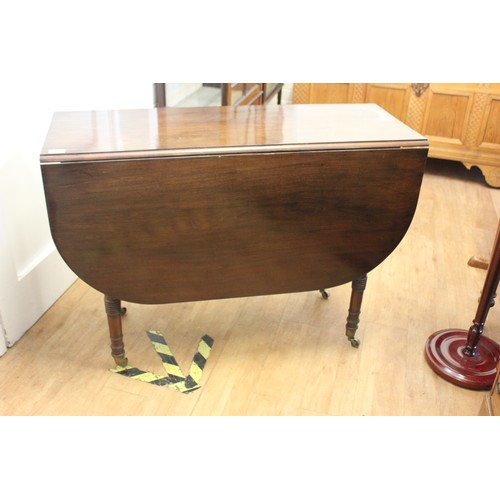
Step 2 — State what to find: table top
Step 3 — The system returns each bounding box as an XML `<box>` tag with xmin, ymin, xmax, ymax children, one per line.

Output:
<box><xmin>40</xmin><ymin>103</ymin><xmax>428</xmax><ymax>163</ymax></box>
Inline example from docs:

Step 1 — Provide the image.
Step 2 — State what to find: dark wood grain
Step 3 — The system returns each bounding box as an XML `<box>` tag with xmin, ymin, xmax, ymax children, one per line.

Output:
<box><xmin>42</xmin><ymin>147</ymin><xmax>426</xmax><ymax>304</ymax></box>
<box><xmin>40</xmin><ymin>104</ymin><xmax>427</xmax><ymax>163</ymax></box>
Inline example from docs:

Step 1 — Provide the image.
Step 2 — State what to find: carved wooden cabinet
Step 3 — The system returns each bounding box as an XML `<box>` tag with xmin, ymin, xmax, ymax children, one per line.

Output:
<box><xmin>293</xmin><ymin>83</ymin><xmax>500</xmax><ymax>187</ymax></box>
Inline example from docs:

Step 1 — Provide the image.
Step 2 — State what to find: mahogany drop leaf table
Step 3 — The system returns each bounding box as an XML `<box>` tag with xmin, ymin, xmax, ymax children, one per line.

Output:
<box><xmin>40</xmin><ymin>104</ymin><xmax>428</xmax><ymax>366</ymax></box>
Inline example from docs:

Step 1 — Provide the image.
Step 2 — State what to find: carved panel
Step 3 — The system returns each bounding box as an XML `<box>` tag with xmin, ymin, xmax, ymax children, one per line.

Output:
<box><xmin>364</xmin><ymin>84</ymin><xmax>411</xmax><ymax>121</ymax></box>
<box><xmin>351</xmin><ymin>84</ymin><xmax>366</xmax><ymax>103</ymax></box>
<box><xmin>292</xmin><ymin>84</ymin><xmax>311</xmax><ymax>104</ymax></box>
<box><xmin>481</xmin><ymin>98</ymin><xmax>500</xmax><ymax>146</ymax></box>
<box><xmin>464</xmin><ymin>89</ymin><xmax>489</xmax><ymax>146</ymax></box>
<box><xmin>293</xmin><ymin>83</ymin><xmax>357</xmax><ymax>105</ymax></box>
<box><xmin>406</xmin><ymin>89</ymin><xmax>428</xmax><ymax>132</ymax></box>
<box><xmin>310</xmin><ymin>83</ymin><xmax>350</xmax><ymax>103</ymax></box>
<box><xmin>423</xmin><ymin>91</ymin><xmax>471</xmax><ymax>141</ymax></box>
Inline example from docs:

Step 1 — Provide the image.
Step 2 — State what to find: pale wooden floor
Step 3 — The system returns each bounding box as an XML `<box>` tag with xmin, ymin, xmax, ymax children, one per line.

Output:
<box><xmin>1</xmin><ymin>157</ymin><xmax>499</xmax><ymax>416</ymax></box>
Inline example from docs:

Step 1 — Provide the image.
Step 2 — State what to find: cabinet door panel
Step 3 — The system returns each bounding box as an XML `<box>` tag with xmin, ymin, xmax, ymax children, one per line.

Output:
<box><xmin>310</xmin><ymin>83</ymin><xmax>350</xmax><ymax>103</ymax></box>
<box><xmin>481</xmin><ymin>97</ymin><xmax>500</xmax><ymax>147</ymax></box>
<box><xmin>365</xmin><ymin>84</ymin><xmax>411</xmax><ymax>121</ymax></box>
<box><xmin>423</xmin><ymin>89</ymin><xmax>472</xmax><ymax>142</ymax></box>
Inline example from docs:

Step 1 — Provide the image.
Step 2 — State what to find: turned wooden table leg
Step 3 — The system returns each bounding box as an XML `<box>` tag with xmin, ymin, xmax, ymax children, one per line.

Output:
<box><xmin>345</xmin><ymin>274</ymin><xmax>367</xmax><ymax>348</ymax></box>
<box><xmin>104</xmin><ymin>295</ymin><xmax>128</xmax><ymax>367</ymax></box>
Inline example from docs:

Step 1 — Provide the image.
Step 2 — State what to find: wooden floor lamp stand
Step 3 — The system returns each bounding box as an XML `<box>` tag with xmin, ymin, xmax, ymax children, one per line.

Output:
<box><xmin>425</xmin><ymin>222</ymin><xmax>500</xmax><ymax>390</ymax></box>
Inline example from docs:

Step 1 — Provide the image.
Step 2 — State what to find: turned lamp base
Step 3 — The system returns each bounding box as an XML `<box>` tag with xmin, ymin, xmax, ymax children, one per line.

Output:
<box><xmin>425</xmin><ymin>329</ymin><xmax>500</xmax><ymax>390</ymax></box>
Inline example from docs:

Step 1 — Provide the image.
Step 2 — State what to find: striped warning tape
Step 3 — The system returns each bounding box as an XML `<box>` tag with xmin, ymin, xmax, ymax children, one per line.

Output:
<box><xmin>110</xmin><ymin>366</ymin><xmax>171</xmax><ymax>386</ymax></box>
<box><xmin>187</xmin><ymin>334</ymin><xmax>213</xmax><ymax>387</ymax></box>
<box><xmin>110</xmin><ymin>330</ymin><xmax>214</xmax><ymax>394</ymax></box>
<box><xmin>147</xmin><ymin>330</ymin><xmax>190</xmax><ymax>390</ymax></box>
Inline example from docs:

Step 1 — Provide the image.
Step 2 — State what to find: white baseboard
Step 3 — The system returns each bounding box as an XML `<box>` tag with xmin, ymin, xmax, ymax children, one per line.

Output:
<box><xmin>0</xmin><ymin>313</ymin><xmax>6</xmax><ymax>356</ymax></box>
<box><xmin>0</xmin><ymin>247</ymin><xmax>76</xmax><ymax>350</ymax></box>
<box><xmin>16</xmin><ymin>242</ymin><xmax>56</xmax><ymax>281</ymax></box>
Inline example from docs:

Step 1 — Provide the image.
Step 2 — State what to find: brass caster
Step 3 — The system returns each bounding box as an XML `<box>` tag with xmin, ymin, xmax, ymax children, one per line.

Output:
<box><xmin>320</xmin><ymin>289</ymin><xmax>330</xmax><ymax>300</ymax></box>
<box><xmin>350</xmin><ymin>338</ymin><xmax>360</xmax><ymax>348</ymax></box>
<box><xmin>113</xmin><ymin>356</ymin><xmax>129</xmax><ymax>367</ymax></box>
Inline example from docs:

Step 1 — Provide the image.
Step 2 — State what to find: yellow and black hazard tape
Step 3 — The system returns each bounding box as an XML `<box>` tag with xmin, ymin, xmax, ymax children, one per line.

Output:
<box><xmin>186</xmin><ymin>334</ymin><xmax>213</xmax><ymax>387</ymax></box>
<box><xmin>110</xmin><ymin>330</ymin><xmax>214</xmax><ymax>394</ymax></box>
<box><xmin>110</xmin><ymin>366</ymin><xmax>171</xmax><ymax>386</ymax></box>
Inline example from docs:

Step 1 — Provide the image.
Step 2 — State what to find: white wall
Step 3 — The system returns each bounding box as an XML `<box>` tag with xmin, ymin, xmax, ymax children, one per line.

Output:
<box><xmin>166</xmin><ymin>83</ymin><xmax>203</xmax><ymax>106</ymax></box>
<box><xmin>0</xmin><ymin>82</ymin><xmax>154</xmax><ymax>274</ymax></box>
<box><xmin>0</xmin><ymin>82</ymin><xmax>156</xmax><ymax>350</ymax></box>
<box><xmin>0</xmin><ymin>310</ymin><xmax>6</xmax><ymax>356</ymax></box>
